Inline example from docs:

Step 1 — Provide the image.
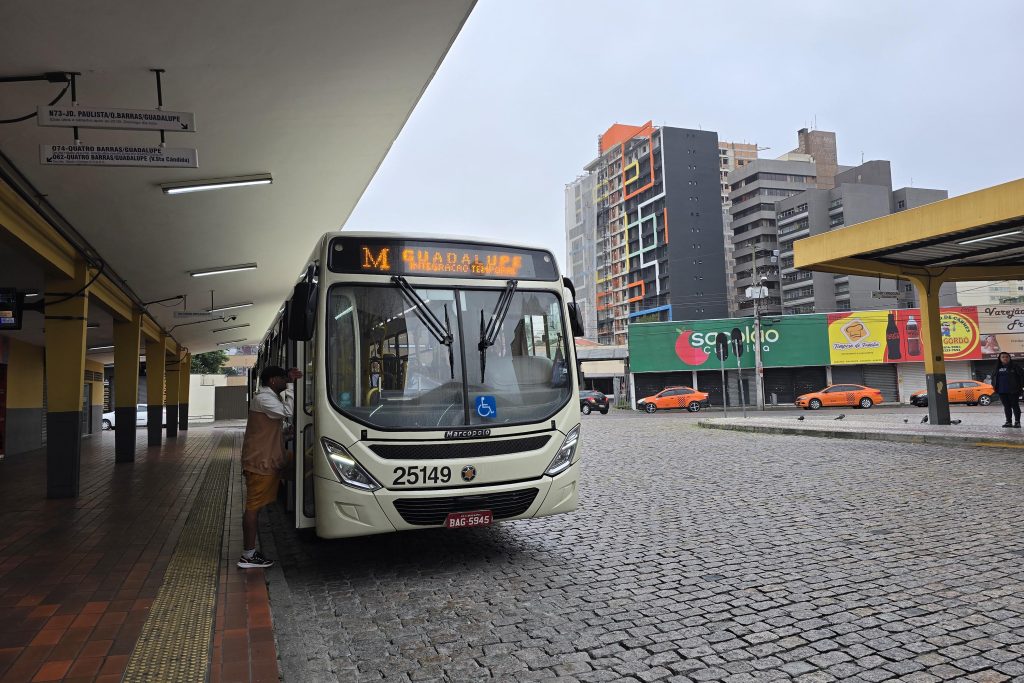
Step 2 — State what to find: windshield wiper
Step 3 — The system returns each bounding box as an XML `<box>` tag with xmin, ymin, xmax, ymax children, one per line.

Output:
<box><xmin>478</xmin><ymin>279</ymin><xmax>518</xmax><ymax>383</ymax></box>
<box><xmin>391</xmin><ymin>275</ymin><xmax>455</xmax><ymax>379</ymax></box>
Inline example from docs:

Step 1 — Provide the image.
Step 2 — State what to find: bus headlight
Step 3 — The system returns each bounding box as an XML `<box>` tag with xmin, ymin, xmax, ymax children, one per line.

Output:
<box><xmin>321</xmin><ymin>437</ymin><xmax>381</xmax><ymax>491</ymax></box>
<box><xmin>545</xmin><ymin>424</ymin><xmax>580</xmax><ymax>476</ymax></box>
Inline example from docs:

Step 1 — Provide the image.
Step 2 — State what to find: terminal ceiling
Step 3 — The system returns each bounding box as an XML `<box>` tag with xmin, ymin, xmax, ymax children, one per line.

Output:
<box><xmin>0</xmin><ymin>0</ymin><xmax>476</xmax><ymax>359</ymax></box>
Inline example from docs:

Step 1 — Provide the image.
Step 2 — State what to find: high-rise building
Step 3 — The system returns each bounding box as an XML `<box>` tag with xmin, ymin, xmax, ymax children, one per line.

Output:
<box><xmin>718</xmin><ymin>141</ymin><xmax>759</xmax><ymax>316</ymax></box>
<box><xmin>776</xmin><ymin>160</ymin><xmax>956</xmax><ymax>313</ymax></box>
<box><xmin>727</xmin><ymin>129</ymin><xmax>841</xmax><ymax>315</ymax></box>
<box><xmin>564</xmin><ymin>121</ymin><xmax>729</xmax><ymax>345</ymax></box>
<box><xmin>791</xmin><ymin>127</ymin><xmax>839</xmax><ymax>188</ymax></box>
<box><xmin>565</xmin><ymin>173</ymin><xmax>599</xmax><ymax>340</ymax></box>
<box><xmin>955</xmin><ymin>281</ymin><xmax>1024</xmax><ymax>307</ymax></box>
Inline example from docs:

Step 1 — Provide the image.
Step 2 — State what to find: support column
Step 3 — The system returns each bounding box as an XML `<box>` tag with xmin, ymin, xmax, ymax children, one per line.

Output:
<box><xmin>909</xmin><ymin>274</ymin><xmax>950</xmax><ymax>425</ymax></box>
<box><xmin>44</xmin><ymin>259</ymin><xmax>90</xmax><ymax>498</ymax></box>
<box><xmin>145</xmin><ymin>336</ymin><xmax>166</xmax><ymax>447</ymax></box>
<box><xmin>179</xmin><ymin>352</ymin><xmax>191</xmax><ymax>431</ymax></box>
<box><xmin>113</xmin><ymin>311</ymin><xmax>143</xmax><ymax>462</ymax></box>
<box><xmin>165</xmin><ymin>351</ymin><xmax>180</xmax><ymax>438</ymax></box>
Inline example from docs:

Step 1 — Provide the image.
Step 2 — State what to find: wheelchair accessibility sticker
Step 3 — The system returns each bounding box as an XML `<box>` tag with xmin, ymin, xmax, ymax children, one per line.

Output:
<box><xmin>476</xmin><ymin>395</ymin><xmax>497</xmax><ymax>419</ymax></box>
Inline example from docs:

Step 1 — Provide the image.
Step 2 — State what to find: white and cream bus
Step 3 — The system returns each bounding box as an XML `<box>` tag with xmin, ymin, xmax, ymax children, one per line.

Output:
<box><xmin>255</xmin><ymin>232</ymin><xmax>585</xmax><ymax>538</ymax></box>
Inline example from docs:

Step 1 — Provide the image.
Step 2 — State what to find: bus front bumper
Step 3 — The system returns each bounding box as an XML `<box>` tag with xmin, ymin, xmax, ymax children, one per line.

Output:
<box><xmin>313</xmin><ymin>460</ymin><xmax>580</xmax><ymax>539</ymax></box>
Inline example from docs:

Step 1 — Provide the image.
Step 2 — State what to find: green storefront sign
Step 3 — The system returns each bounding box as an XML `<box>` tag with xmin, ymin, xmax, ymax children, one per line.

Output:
<box><xmin>628</xmin><ymin>314</ymin><xmax>829</xmax><ymax>373</ymax></box>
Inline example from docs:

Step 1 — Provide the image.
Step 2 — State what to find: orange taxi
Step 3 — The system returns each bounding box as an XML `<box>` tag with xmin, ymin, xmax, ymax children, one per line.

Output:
<box><xmin>795</xmin><ymin>384</ymin><xmax>883</xmax><ymax>410</ymax></box>
<box><xmin>636</xmin><ymin>386</ymin><xmax>709</xmax><ymax>414</ymax></box>
<box><xmin>910</xmin><ymin>380</ymin><xmax>995</xmax><ymax>407</ymax></box>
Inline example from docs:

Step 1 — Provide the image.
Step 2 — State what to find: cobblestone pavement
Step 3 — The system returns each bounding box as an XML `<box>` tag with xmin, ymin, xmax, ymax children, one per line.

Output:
<box><xmin>263</xmin><ymin>413</ymin><xmax>1024</xmax><ymax>682</ymax></box>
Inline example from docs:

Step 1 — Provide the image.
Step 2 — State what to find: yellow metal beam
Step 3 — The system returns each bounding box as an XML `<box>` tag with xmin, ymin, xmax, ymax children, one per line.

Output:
<box><xmin>803</xmin><ymin>258</ymin><xmax>913</xmax><ymax>279</ymax></box>
<box><xmin>795</xmin><ymin>176</ymin><xmax>1024</xmax><ymax>270</ymax></box>
<box><xmin>90</xmin><ymin>274</ymin><xmax>135</xmax><ymax>323</ymax></box>
<box><xmin>0</xmin><ymin>177</ymin><xmax>178</xmax><ymax>348</ymax></box>
<box><xmin>942</xmin><ymin>265</ymin><xmax>1024</xmax><ymax>282</ymax></box>
<box><xmin>0</xmin><ymin>183</ymin><xmax>76</xmax><ymax>277</ymax></box>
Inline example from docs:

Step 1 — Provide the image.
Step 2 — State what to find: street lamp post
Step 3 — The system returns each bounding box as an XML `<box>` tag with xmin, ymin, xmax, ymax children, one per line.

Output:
<box><xmin>747</xmin><ymin>244</ymin><xmax>778</xmax><ymax>411</ymax></box>
<box><xmin>747</xmin><ymin>278</ymin><xmax>767</xmax><ymax>411</ymax></box>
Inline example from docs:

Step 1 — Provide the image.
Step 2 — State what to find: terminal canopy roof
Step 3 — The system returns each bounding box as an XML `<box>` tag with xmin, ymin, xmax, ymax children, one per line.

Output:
<box><xmin>795</xmin><ymin>177</ymin><xmax>1024</xmax><ymax>282</ymax></box>
<box><xmin>0</xmin><ymin>0</ymin><xmax>476</xmax><ymax>358</ymax></box>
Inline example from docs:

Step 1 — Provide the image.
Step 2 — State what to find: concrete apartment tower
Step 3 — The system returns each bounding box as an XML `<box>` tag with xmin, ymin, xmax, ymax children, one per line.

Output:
<box><xmin>565</xmin><ymin>173</ymin><xmax>599</xmax><ymax>340</ymax></box>
<box><xmin>728</xmin><ymin>129</ymin><xmax>841</xmax><ymax>315</ymax></box>
<box><xmin>564</xmin><ymin>122</ymin><xmax>729</xmax><ymax>345</ymax></box>
<box><xmin>776</xmin><ymin>160</ymin><xmax>957</xmax><ymax>313</ymax></box>
<box><xmin>718</xmin><ymin>141</ymin><xmax>759</xmax><ymax>316</ymax></box>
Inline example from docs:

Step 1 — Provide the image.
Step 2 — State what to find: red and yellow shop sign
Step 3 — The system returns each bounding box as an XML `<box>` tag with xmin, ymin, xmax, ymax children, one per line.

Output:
<box><xmin>827</xmin><ymin>306</ymin><xmax>980</xmax><ymax>365</ymax></box>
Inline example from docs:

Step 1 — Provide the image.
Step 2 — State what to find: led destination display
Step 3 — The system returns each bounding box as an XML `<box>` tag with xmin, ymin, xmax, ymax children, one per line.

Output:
<box><xmin>328</xmin><ymin>237</ymin><xmax>559</xmax><ymax>281</ymax></box>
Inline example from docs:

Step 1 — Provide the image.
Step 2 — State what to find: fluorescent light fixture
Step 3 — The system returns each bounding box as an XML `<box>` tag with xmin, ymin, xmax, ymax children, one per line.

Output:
<box><xmin>88</xmin><ymin>345</ymin><xmax>114</xmax><ymax>351</ymax></box>
<box><xmin>208</xmin><ymin>302</ymin><xmax>253</xmax><ymax>313</ymax></box>
<box><xmin>160</xmin><ymin>174</ymin><xmax>272</xmax><ymax>195</ymax></box>
<box><xmin>217</xmin><ymin>339</ymin><xmax>247</xmax><ymax>346</ymax></box>
<box><xmin>24</xmin><ymin>292</ymin><xmax>41</xmax><ymax>299</ymax></box>
<box><xmin>189</xmin><ymin>263</ymin><xmax>258</xmax><ymax>278</ymax></box>
<box><xmin>87</xmin><ymin>323</ymin><xmax>100</xmax><ymax>329</ymax></box>
<box><xmin>959</xmin><ymin>229</ymin><xmax>1023</xmax><ymax>246</ymax></box>
<box><xmin>212</xmin><ymin>323</ymin><xmax>250</xmax><ymax>333</ymax></box>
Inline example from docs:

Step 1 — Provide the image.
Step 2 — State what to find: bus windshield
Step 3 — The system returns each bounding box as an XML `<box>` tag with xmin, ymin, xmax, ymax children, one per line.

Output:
<box><xmin>327</xmin><ymin>283</ymin><xmax>571</xmax><ymax>429</ymax></box>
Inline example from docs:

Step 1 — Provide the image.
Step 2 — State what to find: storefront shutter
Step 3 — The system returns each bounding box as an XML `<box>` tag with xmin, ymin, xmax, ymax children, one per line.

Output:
<box><xmin>862</xmin><ymin>364</ymin><xmax>899</xmax><ymax>403</ymax></box>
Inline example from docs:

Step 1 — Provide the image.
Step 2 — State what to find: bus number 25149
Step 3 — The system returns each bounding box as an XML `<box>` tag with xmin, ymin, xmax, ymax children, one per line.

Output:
<box><xmin>392</xmin><ymin>466</ymin><xmax>452</xmax><ymax>486</ymax></box>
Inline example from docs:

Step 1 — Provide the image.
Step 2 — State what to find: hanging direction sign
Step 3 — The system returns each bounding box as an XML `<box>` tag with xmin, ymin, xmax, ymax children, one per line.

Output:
<box><xmin>173</xmin><ymin>311</ymin><xmax>215</xmax><ymax>320</ymax></box>
<box><xmin>871</xmin><ymin>291</ymin><xmax>901</xmax><ymax>299</ymax></box>
<box><xmin>38</xmin><ymin>105</ymin><xmax>196</xmax><ymax>132</ymax></box>
<box><xmin>40</xmin><ymin>144</ymin><xmax>198</xmax><ymax>168</ymax></box>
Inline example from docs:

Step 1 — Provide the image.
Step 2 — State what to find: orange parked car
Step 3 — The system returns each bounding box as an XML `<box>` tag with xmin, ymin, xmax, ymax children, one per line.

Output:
<box><xmin>910</xmin><ymin>380</ymin><xmax>995</xmax><ymax>407</ymax></box>
<box><xmin>795</xmin><ymin>384</ymin><xmax>883</xmax><ymax>410</ymax></box>
<box><xmin>636</xmin><ymin>386</ymin><xmax>710</xmax><ymax>414</ymax></box>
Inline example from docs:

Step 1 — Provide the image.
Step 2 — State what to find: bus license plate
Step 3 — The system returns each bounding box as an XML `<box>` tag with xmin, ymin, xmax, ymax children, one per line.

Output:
<box><xmin>444</xmin><ymin>510</ymin><xmax>493</xmax><ymax>528</ymax></box>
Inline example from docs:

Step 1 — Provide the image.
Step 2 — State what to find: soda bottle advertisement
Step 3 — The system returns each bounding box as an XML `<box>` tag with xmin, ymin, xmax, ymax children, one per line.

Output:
<box><xmin>826</xmin><ymin>307</ymin><xmax>980</xmax><ymax>364</ymax></box>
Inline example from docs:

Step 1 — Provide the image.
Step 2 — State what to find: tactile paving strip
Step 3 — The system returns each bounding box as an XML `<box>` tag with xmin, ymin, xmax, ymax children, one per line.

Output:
<box><xmin>122</xmin><ymin>434</ymin><xmax>232</xmax><ymax>683</ymax></box>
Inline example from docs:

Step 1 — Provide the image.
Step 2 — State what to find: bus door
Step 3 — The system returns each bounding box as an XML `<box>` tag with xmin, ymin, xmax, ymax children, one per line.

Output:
<box><xmin>293</xmin><ymin>331</ymin><xmax>316</xmax><ymax>528</ymax></box>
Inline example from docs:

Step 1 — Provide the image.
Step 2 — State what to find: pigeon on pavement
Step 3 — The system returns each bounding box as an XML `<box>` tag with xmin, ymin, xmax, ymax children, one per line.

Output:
<box><xmin>903</xmin><ymin>418</ymin><xmax>908</xmax><ymax>423</ymax></box>
<box><xmin>950</xmin><ymin>419</ymin><xmax>962</xmax><ymax>425</ymax></box>
<box><xmin>921</xmin><ymin>415</ymin><xmax>929</xmax><ymax>423</ymax></box>
<box><xmin>797</xmin><ymin>416</ymin><xmax>805</xmax><ymax>421</ymax></box>
<box><xmin>834</xmin><ymin>414</ymin><xmax>846</xmax><ymax>420</ymax></box>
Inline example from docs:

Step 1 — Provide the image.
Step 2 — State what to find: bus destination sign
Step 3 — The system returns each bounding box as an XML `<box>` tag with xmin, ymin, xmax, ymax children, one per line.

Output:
<box><xmin>328</xmin><ymin>238</ymin><xmax>559</xmax><ymax>281</ymax></box>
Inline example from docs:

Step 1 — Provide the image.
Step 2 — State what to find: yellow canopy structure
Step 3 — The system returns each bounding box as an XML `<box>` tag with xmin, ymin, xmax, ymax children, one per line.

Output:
<box><xmin>795</xmin><ymin>177</ymin><xmax>1024</xmax><ymax>424</ymax></box>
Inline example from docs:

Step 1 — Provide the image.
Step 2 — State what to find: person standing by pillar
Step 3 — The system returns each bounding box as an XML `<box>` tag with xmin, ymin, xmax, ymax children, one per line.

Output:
<box><xmin>993</xmin><ymin>352</ymin><xmax>1023</xmax><ymax>428</ymax></box>
<box><xmin>238</xmin><ymin>364</ymin><xmax>302</xmax><ymax>568</ymax></box>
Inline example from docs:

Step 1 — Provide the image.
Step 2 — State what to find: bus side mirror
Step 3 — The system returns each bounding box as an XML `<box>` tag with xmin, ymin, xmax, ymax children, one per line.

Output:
<box><xmin>287</xmin><ymin>280</ymin><xmax>317</xmax><ymax>342</ymax></box>
<box><xmin>567</xmin><ymin>302</ymin><xmax>584</xmax><ymax>338</ymax></box>
<box><xmin>563</xmin><ymin>277</ymin><xmax>585</xmax><ymax>338</ymax></box>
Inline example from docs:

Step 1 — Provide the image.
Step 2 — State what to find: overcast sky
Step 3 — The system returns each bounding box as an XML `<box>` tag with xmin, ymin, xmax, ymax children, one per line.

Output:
<box><xmin>346</xmin><ymin>0</ymin><xmax>1024</xmax><ymax>270</ymax></box>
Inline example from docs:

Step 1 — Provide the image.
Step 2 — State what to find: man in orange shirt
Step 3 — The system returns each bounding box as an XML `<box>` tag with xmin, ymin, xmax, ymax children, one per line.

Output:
<box><xmin>238</xmin><ymin>365</ymin><xmax>302</xmax><ymax>568</ymax></box>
